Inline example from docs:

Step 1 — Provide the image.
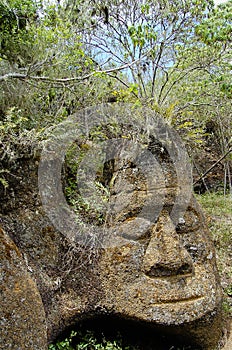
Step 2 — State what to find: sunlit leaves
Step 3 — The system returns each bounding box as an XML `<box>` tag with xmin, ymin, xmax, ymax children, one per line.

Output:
<box><xmin>128</xmin><ymin>25</ymin><xmax>157</xmax><ymax>48</ymax></box>
<box><xmin>196</xmin><ymin>0</ymin><xmax>232</xmax><ymax>44</ymax></box>
<box><xmin>0</xmin><ymin>0</ymin><xmax>39</xmax><ymax>64</ymax></box>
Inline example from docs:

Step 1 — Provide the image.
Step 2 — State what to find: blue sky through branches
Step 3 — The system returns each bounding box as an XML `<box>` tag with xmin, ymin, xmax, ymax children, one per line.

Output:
<box><xmin>214</xmin><ymin>0</ymin><xmax>229</xmax><ymax>5</ymax></box>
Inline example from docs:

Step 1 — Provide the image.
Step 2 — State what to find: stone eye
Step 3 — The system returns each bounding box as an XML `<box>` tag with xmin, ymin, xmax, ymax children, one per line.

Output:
<box><xmin>178</xmin><ymin>217</ymin><xmax>185</xmax><ymax>224</ymax></box>
<box><xmin>176</xmin><ymin>209</ymin><xmax>200</xmax><ymax>233</ymax></box>
<box><xmin>184</xmin><ymin>243</ymin><xmax>208</xmax><ymax>262</ymax></box>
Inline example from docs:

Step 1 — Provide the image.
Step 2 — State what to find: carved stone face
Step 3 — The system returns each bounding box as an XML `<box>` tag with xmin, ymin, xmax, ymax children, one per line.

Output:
<box><xmin>98</xmin><ymin>153</ymin><xmax>221</xmax><ymax>327</ymax></box>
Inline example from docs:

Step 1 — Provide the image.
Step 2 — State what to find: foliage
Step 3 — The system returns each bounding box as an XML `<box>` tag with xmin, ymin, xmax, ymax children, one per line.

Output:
<box><xmin>78</xmin><ymin>0</ymin><xmax>215</xmax><ymax>103</ymax></box>
<box><xmin>64</xmin><ymin>135</ymin><xmax>111</xmax><ymax>226</ymax></box>
<box><xmin>165</xmin><ymin>0</ymin><xmax>232</xmax><ymax>186</ymax></box>
<box><xmin>0</xmin><ymin>0</ymin><xmax>108</xmax><ymax>131</ymax></box>
<box><xmin>0</xmin><ymin>0</ymin><xmax>39</xmax><ymax>64</ymax></box>
<box><xmin>0</xmin><ymin>107</ymin><xmax>28</xmax><ymax>134</ymax></box>
<box><xmin>0</xmin><ymin>169</ymin><xmax>9</xmax><ymax>189</ymax></box>
<box><xmin>48</xmin><ymin>329</ymin><xmax>135</xmax><ymax>350</ymax></box>
<box><xmin>197</xmin><ymin>192</ymin><xmax>232</xmax><ymax>317</ymax></box>
<box><xmin>48</xmin><ymin>327</ymin><xmax>198</xmax><ymax>350</ymax></box>
<box><xmin>0</xmin><ymin>0</ymin><xmax>231</xmax><ymax>187</ymax></box>
<box><xmin>196</xmin><ymin>0</ymin><xmax>232</xmax><ymax>45</ymax></box>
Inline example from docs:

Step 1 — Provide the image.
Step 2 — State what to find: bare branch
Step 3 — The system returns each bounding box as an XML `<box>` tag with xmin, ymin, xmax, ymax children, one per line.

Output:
<box><xmin>151</xmin><ymin>41</ymin><xmax>164</xmax><ymax>98</ymax></box>
<box><xmin>0</xmin><ymin>56</ymin><xmax>146</xmax><ymax>84</ymax></box>
<box><xmin>175</xmin><ymin>101</ymin><xmax>219</xmax><ymax>114</ymax></box>
<box><xmin>159</xmin><ymin>65</ymin><xmax>207</xmax><ymax>105</ymax></box>
<box><xmin>194</xmin><ymin>148</ymin><xmax>232</xmax><ymax>186</ymax></box>
<box><xmin>107</xmin><ymin>73</ymin><xmax>138</xmax><ymax>98</ymax></box>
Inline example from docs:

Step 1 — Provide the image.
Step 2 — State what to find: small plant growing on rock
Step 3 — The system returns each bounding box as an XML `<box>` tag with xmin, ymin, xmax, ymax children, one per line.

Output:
<box><xmin>48</xmin><ymin>329</ymin><xmax>135</xmax><ymax>350</ymax></box>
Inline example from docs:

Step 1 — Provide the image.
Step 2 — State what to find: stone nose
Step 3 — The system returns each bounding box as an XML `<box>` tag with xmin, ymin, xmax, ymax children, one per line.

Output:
<box><xmin>142</xmin><ymin>215</ymin><xmax>194</xmax><ymax>278</ymax></box>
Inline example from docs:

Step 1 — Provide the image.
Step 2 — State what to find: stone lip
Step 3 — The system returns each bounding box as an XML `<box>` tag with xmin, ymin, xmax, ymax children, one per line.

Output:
<box><xmin>152</xmin><ymin>295</ymin><xmax>203</xmax><ymax>304</ymax></box>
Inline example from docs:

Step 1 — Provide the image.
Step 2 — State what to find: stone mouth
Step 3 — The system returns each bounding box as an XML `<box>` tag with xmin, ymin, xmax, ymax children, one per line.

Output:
<box><xmin>154</xmin><ymin>295</ymin><xmax>204</xmax><ymax>304</ymax></box>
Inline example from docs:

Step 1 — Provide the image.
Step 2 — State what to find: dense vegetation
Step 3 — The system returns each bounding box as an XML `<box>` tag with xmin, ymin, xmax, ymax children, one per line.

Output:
<box><xmin>0</xmin><ymin>0</ymin><xmax>231</xmax><ymax>349</ymax></box>
<box><xmin>0</xmin><ymin>1</ymin><xmax>231</xmax><ymax>182</ymax></box>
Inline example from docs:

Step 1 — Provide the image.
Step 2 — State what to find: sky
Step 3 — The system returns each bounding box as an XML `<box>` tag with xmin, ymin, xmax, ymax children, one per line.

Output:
<box><xmin>214</xmin><ymin>0</ymin><xmax>229</xmax><ymax>5</ymax></box>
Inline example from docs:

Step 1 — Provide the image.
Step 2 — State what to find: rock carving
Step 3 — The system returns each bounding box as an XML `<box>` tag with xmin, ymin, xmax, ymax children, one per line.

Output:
<box><xmin>0</xmin><ymin>105</ymin><xmax>223</xmax><ymax>349</ymax></box>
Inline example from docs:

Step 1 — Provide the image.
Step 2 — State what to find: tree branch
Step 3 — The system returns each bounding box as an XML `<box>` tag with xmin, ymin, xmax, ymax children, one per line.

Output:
<box><xmin>0</xmin><ymin>57</ymin><xmax>144</xmax><ymax>84</ymax></box>
<box><xmin>193</xmin><ymin>148</ymin><xmax>232</xmax><ymax>186</ymax></box>
<box><xmin>151</xmin><ymin>41</ymin><xmax>164</xmax><ymax>98</ymax></box>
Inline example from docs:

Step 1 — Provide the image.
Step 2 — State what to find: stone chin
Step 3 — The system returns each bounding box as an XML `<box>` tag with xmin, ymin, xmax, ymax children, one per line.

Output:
<box><xmin>100</xmin><ymin>275</ymin><xmax>221</xmax><ymax>326</ymax></box>
<box><xmin>107</xmin><ymin>279</ymin><xmax>221</xmax><ymax>325</ymax></box>
<box><xmin>99</xmin><ymin>240</ymin><xmax>222</xmax><ymax>326</ymax></box>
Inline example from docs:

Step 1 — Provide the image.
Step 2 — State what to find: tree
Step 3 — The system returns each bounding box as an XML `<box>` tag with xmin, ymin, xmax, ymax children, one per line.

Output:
<box><xmin>0</xmin><ymin>0</ymin><xmax>231</xmax><ymax>156</ymax></box>
<box><xmin>0</xmin><ymin>0</ymin><xmax>101</xmax><ymax>128</ymax></box>
<box><xmin>74</xmin><ymin>0</ymin><xmax>215</xmax><ymax>103</ymax></box>
<box><xmin>0</xmin><ymin>0</ymin><xmax>39</xmax><ymax>65</ymax></box>
<box><xmin>169</xmin><ymin>0</ymin><xmax>232</xmax><ymax>192</ymax></box>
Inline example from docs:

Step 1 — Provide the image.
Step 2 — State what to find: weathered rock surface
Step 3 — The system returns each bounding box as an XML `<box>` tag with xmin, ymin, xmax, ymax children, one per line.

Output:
<box><xmin>222</xmin><ymin>320</ymin><xmax>232</xmax><ymax>350</ymax></box>
<box><xmin>97</xmin><ymin>149</ymin><xmax>223</xmax><ymax>350</ymax></box>
<box><xmin>0</xmin><ymin>145</ymin><xmax>102</xmax><ymax>345</ymax></box>
<box><xmin>0</xmin><ymin>133</ymin><xmax>224</xmax><ymax>349</ymax></box>
<box><xmin>0</xmin><ymin>226</ymin><xmax>47</xmax><ymax>350</ymax></box>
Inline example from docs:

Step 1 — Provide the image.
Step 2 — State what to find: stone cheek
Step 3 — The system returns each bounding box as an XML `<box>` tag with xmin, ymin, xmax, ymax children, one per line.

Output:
<box><xmin>0</xmin><ymin>227</ymin><xmax>47</xmax><ymax>350</ymax></box>
<box><xmin>97</xmin><ymin>196</ymin><xmax>223</xmax><ymax>350</ymax></box>
<box><xmin>99</xmin><ymin>243</ymin><xmax>221</xmax><ymax>323</ymax></box>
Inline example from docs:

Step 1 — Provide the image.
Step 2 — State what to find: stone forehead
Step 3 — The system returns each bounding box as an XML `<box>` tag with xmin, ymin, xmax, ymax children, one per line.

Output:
<box><xmin>105</xmin><ymin>152</ymin><xmax>194</xmax><ymax>228</ymax></box>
